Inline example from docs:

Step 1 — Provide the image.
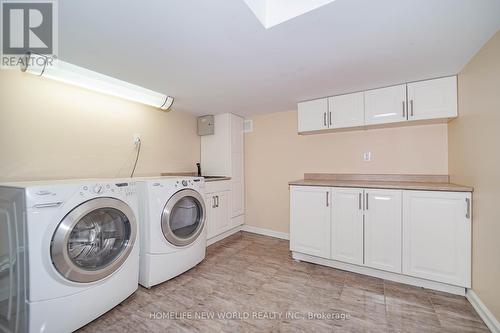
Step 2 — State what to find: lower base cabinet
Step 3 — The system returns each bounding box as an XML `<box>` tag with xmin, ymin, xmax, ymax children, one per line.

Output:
<box><xmin>290</xmin><ymin>186</ymin><xmax>331</xmax><ymax>259</ymax></box>
<box><xmin>205</xmin><ymin>191</ymin><xmax>230</xmax><ymax>239</ymax></box>
<box><xmin>402</xmin><ymin>190</ymin><xmax>471</xmax><ymax>287</ymax></box>
<box><xmin>364</xmin><ymin>189</ymin><xmax>402</xmax><ymax>273</ymax></box>
<box><xmin>231</xmin><ymin>214</ymin><xmax>245</xmax><ymax>228</ymax></box>
<box><xmin>331</xmin><ymin>188</ymin><xmax>364</xmax><ymax>265</ymax></box>
<box><xmin>205</xmin><ymin>180</ymin><xmax>245</xmax><ymax>242</ymax></box>
<box><xmin>289</xmin><ymin>185</ymin><xmax>471</xmax><ymax>288</ymax></box>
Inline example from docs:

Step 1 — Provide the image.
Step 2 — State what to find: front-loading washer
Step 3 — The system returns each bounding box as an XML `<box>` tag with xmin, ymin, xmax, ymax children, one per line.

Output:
<box><xmin>135</xmin><ymin>177</ymin><xmax>206</xmax><ymax>288</ymax></box>
<box><xmin>0</xmin><ymin>179</ymin><xmax>140</xmax><ymax>333</ymax></box>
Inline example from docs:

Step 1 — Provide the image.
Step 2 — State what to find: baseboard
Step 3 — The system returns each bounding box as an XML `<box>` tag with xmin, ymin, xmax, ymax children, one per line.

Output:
<box><xmin>466</xmin><ymin>290</ymin><xmax>500</xmax><ymax>333</ymax></box>
<box><xmin>207</xmin><ymin>225</ymin><xmax>243</xmax><ymax>246</ymax></box>
<box><xmin>292</xmin><ymin>252</ymin><xmax>466</xmax><ymax>296</ymax></box>
<box><xmin>241</xmin><ymin>225</ymin><xmax>290</xmax><ymax>240</ymax></box>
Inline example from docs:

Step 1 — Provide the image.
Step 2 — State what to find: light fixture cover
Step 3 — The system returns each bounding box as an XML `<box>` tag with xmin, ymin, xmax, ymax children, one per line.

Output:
<box><xmin>21</xmin><ymin>53</ymin><xmax>174</xmax><ymax>111</ymax></box>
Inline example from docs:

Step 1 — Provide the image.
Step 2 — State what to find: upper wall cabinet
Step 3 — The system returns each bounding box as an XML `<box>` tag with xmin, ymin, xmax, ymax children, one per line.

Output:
<box><xmin>297</xmin><ymin>98</ymin><xmax>329</xmax><ymax>132</ymax></box>
<box><xmin>365</xmin><ymin>84</ymin><xmax>407</xmax><ymax>125</ymax></box>
<box><xmin>298</xmin><ymin>92</ymin><xmax>365</xmax><ymax>132</ymax></box>
<box><xmin>407</xmin><ymin>76</ymin><xmax>457</xmax><ymax>121</ymax></box>
<box><xmin>297</xmin><ymin>76</ymin><xmax>458</xmax><ymax>134</ymax></box>
<box><xmin>328</xmin><ymin>92</ymin><xmax>364</xmax><ymax>129</ymax></box>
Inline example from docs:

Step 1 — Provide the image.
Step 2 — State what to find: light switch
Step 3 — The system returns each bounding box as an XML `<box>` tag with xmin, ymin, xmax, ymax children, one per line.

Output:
<box><xmin>363</xmin><ymin>152</ymin><xmax>372</xmax><ymax>161</ymax></box>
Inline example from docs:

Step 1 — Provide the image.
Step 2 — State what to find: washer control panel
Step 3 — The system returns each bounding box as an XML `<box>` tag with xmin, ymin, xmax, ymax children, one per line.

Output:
<box><xmin>79</xmin><ymin>182</ymin><xmax>136</xmax><ymax>197</ymax></box>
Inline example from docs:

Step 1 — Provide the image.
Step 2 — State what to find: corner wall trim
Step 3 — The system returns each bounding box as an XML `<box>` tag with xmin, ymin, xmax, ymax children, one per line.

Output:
<box><xmin>241</xmin><ymin>225</ymin><xmax>290</xmax><ymax>240</ymax></box>
<box><xmin>466</xmin><ymin>290</ymin><xmax>500</xmax><ymax>333</ymax></box>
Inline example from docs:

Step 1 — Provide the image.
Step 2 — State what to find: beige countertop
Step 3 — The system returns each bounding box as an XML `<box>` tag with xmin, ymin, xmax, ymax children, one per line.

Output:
<box><xmin>289</xmin><ymin>174</ymin><xmax>473</xmax><ymax>192</ymax></box>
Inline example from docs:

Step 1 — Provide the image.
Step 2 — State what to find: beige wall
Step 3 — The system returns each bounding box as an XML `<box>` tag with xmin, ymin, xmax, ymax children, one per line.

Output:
<box><xmin>245</xmin><ymin>111</ymin><xmax>449</xmax><ymax>233</ymax></box>
<box><xmin>0</xmin><ymin>70</ymin><xmax>200</xmax><ymax>182</ymax></box>
<box><xmin>449</xmin><ymin>31</ymin><xmax>500</xmax><ymax>320</ymax></box>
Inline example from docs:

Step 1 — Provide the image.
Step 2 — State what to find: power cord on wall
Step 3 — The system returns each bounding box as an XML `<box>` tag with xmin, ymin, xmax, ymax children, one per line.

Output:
<box><xmin>130</xmin><ymin>138</ymin><xmax>141</xmax><ymax>178</ymax></box>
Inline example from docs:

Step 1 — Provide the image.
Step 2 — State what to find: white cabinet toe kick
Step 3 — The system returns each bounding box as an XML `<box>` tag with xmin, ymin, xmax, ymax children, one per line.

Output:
<box><xmin>292</xmin><ymin>252</ymin><xmax>467</xmax><ymax>296</ymax></box>
<box><xmin>290</xmin><ymin>185</ymin><xmax>472</xmax><ymax>295</ymax></box>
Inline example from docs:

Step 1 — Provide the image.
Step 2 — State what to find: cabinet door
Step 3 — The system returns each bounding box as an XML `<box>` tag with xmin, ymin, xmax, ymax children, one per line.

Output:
<box><xmin>230</xmin><ymin>114</ymin><xmax>245</xmax><ymax>217</ymax></box>
<box><xmin>297</xmin><ymin>98</ymin><xmax>329</xmax><ymax>133</ymax></box>
<box><xmin>230</xmin><ymin>149</ymin><xmax>244</xmax><ymax>217</ymax></box>
<box><xmin>364</xmin><ymin>84</ymin><xmax>407</xmax><ymax>125</ymax></box>
<box><xmin>205</xmin><ymin>192</ymin><xmax>231</xmax><ymax>239</ymax></box>
<box><xmin>364</xmin><ymin>189</ymin><xmax>402</xmax><ymax>273</ymax></box>
<box><xmin>231</xmin><ymin>177</ymin><xmax>244</xmax><ymax>218</ymax></box>
<box><xmin>403</xmin><ymin>191</ymin><xmax>471</xmax><ymax>287</ymax></box>
<box><xmin>231</xmin><ymin>114</ymin><xmax>244</xmax><ymax>154</ymax></box>
<box><xmin>328</xmin><ymin>92</ymin><xmax>364</xmax><ymax>129</ymax></box>
<box><xmin>407</xmin><ymin>76</ymin><xmax>457</xmax><ymax>121</ymax></box>
<box><xmin>290</xmin><ymin>186</ymin><xmax>331</xmax><ymax>258</ymax></box>
<box><xmin>214</xmin><ymin>191</ymin><xmax>231</xmax><ymax>235</ymax></box>
<box><xmin>204</xmin><ymin>195</ymin><xmax>216</xmax><ymax>239</ymax></box>
<box><xmin>331</xmin><ymin>188</ymin><xmax>364</xmax><ymax>265</ymax></box>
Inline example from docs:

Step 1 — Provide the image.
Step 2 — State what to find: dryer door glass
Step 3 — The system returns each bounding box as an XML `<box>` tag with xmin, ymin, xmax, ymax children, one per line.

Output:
<box><xmin>162</xmin><ymin>189</ymin><xmax>206</xmax><ymax>247</ymax></box>
<box><xmin>51</xmin><ymin>198</ymin><xmax>137</xmax><ymax>283</ymax></box>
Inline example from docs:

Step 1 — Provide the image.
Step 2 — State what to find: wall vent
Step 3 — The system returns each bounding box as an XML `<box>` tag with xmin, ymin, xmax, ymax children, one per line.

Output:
<box><xmin>243</xmin><ymin>119</ymin><xmax>253</xmax><ymax>133</ymax></box>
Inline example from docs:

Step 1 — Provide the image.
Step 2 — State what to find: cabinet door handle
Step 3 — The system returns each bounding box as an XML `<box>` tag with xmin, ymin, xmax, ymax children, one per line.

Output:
<box><xmin>365</xmin><ymin>193</ymin><xmax>369</xmax><ymax>210</ymax></box>
<box><xmin>329</xmin><ymin>111</ymin><xmax>332</xmax><ymax>126</ymax></box>
<box><xmin>466</xmin><ymin>198</ymin><xmax>471</xmax><ymax>219</ymax></box>
<box><xmin>410</xmin><ymin>99</ymin><xmax>414</xmax><ymax>117</ymax></box>
<box><xmin>358</xmin><ymin>193</ymin><xmax>362</xmax><ymax>210</ymax></box>
<box><xmin>323</xmin><ymin>112</ymin><xmax>327</xmax><ymax>127</ymax></box>
<box><xmin>216</xmin><ymin>195</ymin><xmax>219</xmax><ymax>208</ymax></box>
<box><xmin>402</xmin><ymin>101</ymin><xmax>406</xmax><ymax>118</ymax></box>
<box><xmin>212</xmin><ymin>196</ymin><xmax>216</xmax><ymax>208</ymax></box>
<box><xmin>326</xmin><ymin>191</ymin><xmax>329</xmax><ymax>207</ymax></box>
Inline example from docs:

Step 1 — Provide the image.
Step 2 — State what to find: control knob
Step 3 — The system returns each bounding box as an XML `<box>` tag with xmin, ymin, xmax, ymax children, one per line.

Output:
<box><xmin>93</xmin><ymin>185</ymin><xmax>103</xmax><ymax>194</ymax></box>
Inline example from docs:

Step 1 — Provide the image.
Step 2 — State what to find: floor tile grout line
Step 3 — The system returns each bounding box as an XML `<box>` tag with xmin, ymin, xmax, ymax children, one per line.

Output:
<box><xmin>77</xmin><ymin>233</ymin><xmax>490</xmax><ymax>333</ymax></box>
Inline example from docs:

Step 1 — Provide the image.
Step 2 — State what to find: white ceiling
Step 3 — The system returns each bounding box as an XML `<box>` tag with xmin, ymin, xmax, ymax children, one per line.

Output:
<box><xmin>58</xmin><ymin>0</ymin><xmax>500</xmax><ymax>117</ymax></box>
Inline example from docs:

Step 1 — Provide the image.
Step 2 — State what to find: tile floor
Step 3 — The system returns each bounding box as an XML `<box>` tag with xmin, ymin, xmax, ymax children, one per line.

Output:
<box><xmin>79</xmin><ymin>232</ymin><xmax>489</xmax><ymax>332</ymax></box>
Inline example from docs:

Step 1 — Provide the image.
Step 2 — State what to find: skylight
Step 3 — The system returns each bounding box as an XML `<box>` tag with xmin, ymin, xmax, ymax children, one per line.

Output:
<box><xmin>244</xmin><ymin>0</ymin><xmax>336</xmax><ymax>29</ymax></box>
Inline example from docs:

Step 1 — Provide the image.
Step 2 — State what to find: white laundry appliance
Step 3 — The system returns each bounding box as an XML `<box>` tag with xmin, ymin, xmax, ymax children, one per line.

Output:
<box><xmin>135</xmin><ymin>177</ymin><xmax>206</xmax><ymax>288</ymax></box>
<box><xmin>0</xmin><ymin>179</ymin><xmax>140</xmax><ymax>333</ymax></box>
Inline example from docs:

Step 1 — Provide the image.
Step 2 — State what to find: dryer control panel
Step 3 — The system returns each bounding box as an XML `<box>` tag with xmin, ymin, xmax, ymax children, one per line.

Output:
<box><xmin>174</xmin><ymin>178</ymin><xmax>203</xmax><ymax>190</ymax></box>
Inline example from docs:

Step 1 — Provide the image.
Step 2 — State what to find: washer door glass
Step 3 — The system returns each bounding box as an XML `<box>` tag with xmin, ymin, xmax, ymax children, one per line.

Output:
<box><xmin>161</xmin><ymin>189</ymin><xmax>205</xmax><ymax>247</ymax></box>
<box><xmin>51</xmin><ymin>198</ymin><xmax>137</xmax><ymax>283</ymax></box>
<box><xmin>68</xmin><ymin>208</ymin><xmax>130</xmax><ymax>269</ymax></box>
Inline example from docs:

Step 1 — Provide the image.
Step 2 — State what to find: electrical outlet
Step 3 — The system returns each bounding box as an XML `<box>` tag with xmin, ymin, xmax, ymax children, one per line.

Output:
<box><xmin>363</xmin><ymin>152</ymin><xmax>372</xmax><ymax>161</ymax></box>
<box><xmin>133</xmin><ymin>134</ymin><xmax>141</xmax><ymax>146</ymax></box>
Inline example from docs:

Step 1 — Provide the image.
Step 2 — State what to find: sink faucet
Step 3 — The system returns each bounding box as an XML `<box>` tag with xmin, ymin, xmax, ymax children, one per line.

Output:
<box><xmin>196</xmin><ymin>163</ymin><xmax>201</xmax><ymax>177</ymax></box>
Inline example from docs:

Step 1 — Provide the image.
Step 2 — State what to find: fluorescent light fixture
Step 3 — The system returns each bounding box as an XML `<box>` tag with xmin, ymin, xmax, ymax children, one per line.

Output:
<box><xmin>244</xmin><ymin>0</ymin><xmax>336</xmax><ymax>29</ymax></box>
<box><xmin>21</xmin><ymin>52</ymin><xmax>174</xmax><ymax>111</ymax></box>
